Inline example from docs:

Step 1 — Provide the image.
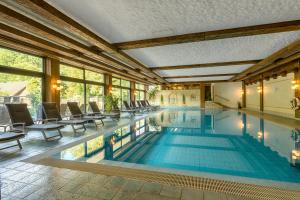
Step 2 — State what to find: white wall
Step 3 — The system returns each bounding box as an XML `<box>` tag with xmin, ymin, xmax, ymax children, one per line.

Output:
<box><xmin>246</xmin><ymin>82</ymin><xmax>260</xmax><ymax>111</ymax></box>
<box><xmin>213</xmin><ymin>82</ymin><xmax>242</xmax><ymax>108</ymax></box>
<box><xmin>263</xmin><ymin>73</ymin><xmax>294</xmax><ymax>117</ymax></box>
<box><xmin>154</xmin><ymin>89</ymin><xmax>201</xmax><ymax>107</ymax></box>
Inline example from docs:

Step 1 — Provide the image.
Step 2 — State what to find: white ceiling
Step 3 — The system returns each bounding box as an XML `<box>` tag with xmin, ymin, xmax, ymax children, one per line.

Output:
<box><xmin>126</xmin><ymin>31</ymin><xmax>300</xmax><ymax>67</ymax></box>
<box><xmin>166</xmin><ymin>76</ymin><xmax>234</xmax><ymax>82</ymax></box>
<box><xmin>158</xmin><ymin>65</ymin><xmax>252</xmax><ymax>77</ymax></box>
<box><xmin>47</xmin><ymin>0</ymin><xmax>300</xmax><ymax>43</ymax></box>
<box><xmin>46</xmin><ymin>0</ymin><xmax>300</xmax><ymax>82</ymax></box>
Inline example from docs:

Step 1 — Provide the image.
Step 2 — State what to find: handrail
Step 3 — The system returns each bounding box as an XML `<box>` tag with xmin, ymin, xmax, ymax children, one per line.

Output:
<box><xmin>214</xmin><ymin>94</ymin><xmax>230</xmax><ymax>102</ymax></box>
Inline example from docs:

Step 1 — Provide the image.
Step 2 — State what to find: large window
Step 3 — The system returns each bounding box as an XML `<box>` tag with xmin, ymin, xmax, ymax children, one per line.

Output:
<box><xmin>86</xmin><ymin>84</ymin><xmax>104</xmax><ymax>110</ymax></box>
<box><xmin>112</xmin><ymin>77</ymin><xmax>131</xmax><ymax>108</ymax></box>
<box><xmin>0</xmin><ymin>47</ymin><xmax>43</xmax><ymax>123</ymax></box>
<box><xmin>60</xmin><ymin>64</ymin><xmax>104</xmax><ymax>115</ymax></box>
<box><xmin>60</xmin><ymin>81</ymin><xmax>85</xmax><ymax>115</ymax></box>
<box><xmin>0</xmin><ymin>47</ymin><xmax>43</xmax><ymax>72</ymax></box>
<box><xmin>135</xmin><ymin>83</ymin><xmax>145</xmax><ymax>101</ymax></box>
<box><xmin>60</xmin><ymin>64</ymin><xmax>83</xmax><ymax>79</ymax></box>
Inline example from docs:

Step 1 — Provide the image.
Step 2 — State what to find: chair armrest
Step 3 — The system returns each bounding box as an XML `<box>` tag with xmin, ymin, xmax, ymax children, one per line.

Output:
<box><xmin>85</xmin><ymin>113</ymin><xmax>96</xmax><ymax>116</ymax></box>
<box><xmin>71</xmin><ymin>114</ymin><xmax>83</xmax><ymax>119</ymax></box>
<box><xmin>86</xmin><ymin>112</ymin><xmax>102</xmax><ymax>116</ymax></box>
<box><xmin>44</xmin><ymin>118</ymin><xmax>59</xmax><ymax>123</ymax></box>
<box><xmin>10</xmin><ymin>123</ymin><xmax>25</xmax><ymax>132</ymax></box>
<box><xmin>0</xmin><ymin>124</ymin><xmax>10</xmax><ymax>132</ymax></box>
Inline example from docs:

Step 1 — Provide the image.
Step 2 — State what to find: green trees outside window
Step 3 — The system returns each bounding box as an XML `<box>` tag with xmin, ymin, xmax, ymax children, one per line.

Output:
<box><xmin>0</xmin><ymin>47</ymin><xmax>43</xmax><ymax>122</ymax></box>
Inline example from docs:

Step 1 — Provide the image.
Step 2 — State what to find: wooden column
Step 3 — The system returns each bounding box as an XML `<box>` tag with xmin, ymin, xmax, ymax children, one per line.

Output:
<box><xmin>295</xmin><ymin>67</ymin><xmax>300</xmax><ymax>118</ymax></box>
<box><xmin>259</xmin><ymin>79</ymin><xmax>264</xmax><ymax>112</ymax></box>
<box><xmin>200</xmin><ymin>83</ymin><xmax>205</xmax><ymax>108</ymax></box>
<box><xmin>130</xmin><ymin>81</ymin><xmax>136</xmax><ymax>102</ymax></box>
<box><xmin>44</xmin><ymin>57</ymin><xmax>60</xmax><ymax>106</ymax></box>
<box><xmin>104</xmin><ymin>74</ymin><xmax>112</xmax><ymax>96</ymax></box>
<box><xmin>242</xmin><ymin>81</ymin><xmax>246</xmax><ymax>108</ymax></box>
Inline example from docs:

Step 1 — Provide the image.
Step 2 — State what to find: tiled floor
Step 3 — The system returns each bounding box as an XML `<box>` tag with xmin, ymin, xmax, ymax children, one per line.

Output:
<box><xmin>0</xmin><ymin>162</ymin><xmax>249</xmax><ymax>200</ymax></box>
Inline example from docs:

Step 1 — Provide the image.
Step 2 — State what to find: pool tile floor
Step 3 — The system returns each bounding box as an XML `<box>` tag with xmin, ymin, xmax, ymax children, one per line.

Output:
<box><xmin>0</xmin><ymin>162</ymin><xmax>252</xmax><ymax>200</ymax></box>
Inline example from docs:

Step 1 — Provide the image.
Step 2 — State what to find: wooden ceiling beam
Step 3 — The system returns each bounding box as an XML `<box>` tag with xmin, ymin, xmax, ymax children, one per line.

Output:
<box><xmin>163</xmin><ymin>73</ymin><xmax>237</xmax><ymax>79</ymax></box>
<box><xmin>0</xmin><ymin>23</ymin><xmax>157</xmax><ymax>84</ymax></box>
<box><xmin>236</xmin><ymin>52</ymin><xmax>300</xmax><ymax>81</ymax></box>
<box><xmin>0</xmin><ymin>4</ymin><xmax>160</xmax><ymax>84</ymax></box>
<box><xmin>231</xmin><ymin>38</ymin><xmax>300</xmax><ymax>81</ymax></box>
<box><xmin>151</xmin><ymin>60</ymin><xmax>260</xmax><ymax>71</ymax></box>
<box><xmin>10</xmin><ymin>0</ymin><xmax>166</xmax><ymax>83</ymax></box>
<box><xmin>0</xmin><ymin>34</ymin><xmax>155</xmax><ymax>85</ymax></box>
<box><xmin>115</xmin><ymin>20</ymin><xmax>300</xmax><ymax>49</ymax></box>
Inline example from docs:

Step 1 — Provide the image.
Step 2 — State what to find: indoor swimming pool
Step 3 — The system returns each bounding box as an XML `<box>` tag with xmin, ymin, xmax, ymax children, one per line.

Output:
<box><xmin>51</xmin><ymin>109</ymin><xmax>300</xmax><ymax>189</ymax></box>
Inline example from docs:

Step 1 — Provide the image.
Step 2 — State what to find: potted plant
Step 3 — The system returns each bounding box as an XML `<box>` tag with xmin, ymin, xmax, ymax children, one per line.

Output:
<box><xmin>104</xmin><ymin>94</ymin><xmax>120</xmax><ymax>113</ymax></box>
<box><xmin>160</xmin><ymin>94</ymin><xmax>164</xmax><ymax>105</ymax></box>
<box><xmin>148</xmin><ymin>86</ymin><xmax>159</xmax><ymax>101</ymax></box>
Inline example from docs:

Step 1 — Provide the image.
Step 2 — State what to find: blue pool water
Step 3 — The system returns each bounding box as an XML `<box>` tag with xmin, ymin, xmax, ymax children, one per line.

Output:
<box><xmin>53</xmin><ymin>109</ymin><xmax>300</xmax><ymax>187</ymax></box>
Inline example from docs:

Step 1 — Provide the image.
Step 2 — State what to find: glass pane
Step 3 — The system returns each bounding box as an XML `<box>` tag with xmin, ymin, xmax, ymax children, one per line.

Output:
<box><xmin>135</xmin><ymin>83</ymin><xmax>145</xmax><ymax>90</ymax></box>
<box><xmin>112</xmin><ymin>87</ymin><xmax>121</xmax><ymax>107</ymax></box>
<box><xmin>0</xmin><ymin>73</ymin><xmax>42</xmax><ymax>123</ymax></box>
<box><xmin>139</xmin><ymin>91</ymin><xmax>145</xmax><ymax>100</ymax></box>
<box><xmin>0</xmin><ymin>47</ymin><xmax>43</xmax><ymax>72</ymax></box>
<box><xmin>139</xmin><ymin>84</ymin><xmax>145</xmax><ymax>90</ymax></box>
<box><xmin>112</xmin><ymin>77</ymin><xmax>120</xmax><ymax>86</ymax></box>
<box><xmin>60</xmin><ymin>81</ymin><xmax>84</xmax><ymax>116</ymax></box>
<box><xmin>121</xmin><ymin>89</ymin><xmax>130</xmax><ymax>107</ymax></box>
<box><xmin>85</xmin><ymin>70</ymin><xmax>104</xmax><ymax>83</ymax></box>
<box><xmin>135</xmin><ymin>83</ymin><xmax>140</xmax><ymax>90</ymax></box>
<box><xmin>60</xmin><ymin>64</ymin><xmax>83</xmax><ymax>79</ymax></box>
<box><xmin>121</xmin><ymin>79</ymin><xmax>130</xmax><ymax>88</ymax></box>
<box><xmin>86</xmin><ymin>84</ymin><xmax>104</xmax><ymax>111</ymax></box>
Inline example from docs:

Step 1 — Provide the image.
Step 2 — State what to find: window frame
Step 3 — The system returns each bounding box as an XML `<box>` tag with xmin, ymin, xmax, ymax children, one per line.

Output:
<box><xmin>60</xmin><ymin>63</ymin><xmax>105</xmax><ymax>112</ymax></box>
<box><xmin>0</xmin><ymin>46</ymin><xmax>45</xmax><ymax>118</ymax></box>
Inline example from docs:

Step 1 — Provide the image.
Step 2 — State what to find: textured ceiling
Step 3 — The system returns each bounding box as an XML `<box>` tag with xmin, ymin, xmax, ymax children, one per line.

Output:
<box><xmin>166</xmin><ymin>76</ymin><xmax>234</xmax><ymax>82</ymax></box>
<box><xmin>45</xmin><ymin>0</ymin><xmax>300</xmax><ymax>82</ymax></box>
<box><xmin>126</xmin><ymin>31</ymin><xmax>300</xmax><ymax>67</ymax></box>
<box><xmin>47</xmin><ymin>0</ymin><xmax>300</xmax><ymax>43</ymax></box>
<box><xmin>157</xmin><ymin>65</ymin><xmax>251</xmax><ymax>77</ymax></box>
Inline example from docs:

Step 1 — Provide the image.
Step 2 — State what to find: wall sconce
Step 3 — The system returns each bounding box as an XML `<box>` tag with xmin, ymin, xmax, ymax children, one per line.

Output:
<box><xmin>52</xmin><ymin>79</ymin><xmax>61</xmax><ymax>91</ymax></box>
<box><xmin>257</xmin><ymin>86</ymin><xmax>262</xmax><ymax>93</ymax></box>
<box><xmin>108</xmin><ymin>86</ymin><xmax>112</xmax><ymax>94</ymax></box>
<box><xmin>257</xmin><ymin>131</ymin><xmax>263</xmax><ymax>139</ymax></box>
<box><xmin>239</xmin><ymin>121</ymin><xmax>244</xmax><ymax>129</ymax></box>
<box><xmin>291</xmin><ymin>149</ymin><xmax>300</xmax><ymax>167</ymax></box>
<box><xmin>134</xmin><ymin>90</ymin><xmax>138</xmax><ymax>96</ymax></box>
<box><xmin>292</xmin><ymin>80</ymin><xmax>299</xmax><ymax>90</ymax></box>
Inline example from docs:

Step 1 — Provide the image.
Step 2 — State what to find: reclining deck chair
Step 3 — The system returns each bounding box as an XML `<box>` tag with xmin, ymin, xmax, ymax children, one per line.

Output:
<box><xmin>6</xmin><ymin>104</ymin><xmax>63</xmax><ymax>141</ymax></box>
<box><xmin>146</xmin><ymin>100</ymin><xmax>160</xmax><ymax>110</ymax></box>
<box><xmin>67</xmin><ymin>102</ymin><xmax>105</xmax><ymax>127</ymax></box>
<box><xmin>123</xmin><ymin>101</ymin><xmax>137</xmax><ymax>116</ymax></box>
<box><xmin>42</xmin><ymin>102</ymin><xmax>87</xmax><ymax>134</ymax></box>
<box><xmin>137</xmin><ymin>100</ymin><xmax>148</xmax><ymax>112</ymax></box>
<box><xmin>130</xmin><ymin>101</ymin><xmax>142</xmax><ymax>112</ymax></box>
<box><xmin>89</xmin><ymin>101</ymin><xmax>120</xmax><ymax>120</ymax></box>
<box><xmin>0</xmin><ymin>125</ymin><xmax>25</xmax><ymax>150</ymax></box>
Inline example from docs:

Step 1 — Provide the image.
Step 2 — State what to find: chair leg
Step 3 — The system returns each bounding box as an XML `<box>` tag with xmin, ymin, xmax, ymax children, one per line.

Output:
<box><xmin>71</xmin><ymin>125</ymin><xmax>76</xmax><ymax>134</ymax></box>
<box><xmin>58</xmin><ymin>129</ymin><xmax>63</xmax><ymax>138</ymax></box>
<box><xmin>42</xmin><ymin>130</ymin><xmax>62</xmax><ymax>141</ymax></box>
<box><xmin>42</xmin><ymin>131</ymin><xmax>48</xmax><ymax>141</ymax></box>
<box><xmin>17</xmin><ymin>139</ymin><xmax>22</xmax><ymax>149</ymax></box>
<box><xmin>101</xmin><ymin>119</ymin><xmax>104</xmax><ymax>126</ymax></box>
